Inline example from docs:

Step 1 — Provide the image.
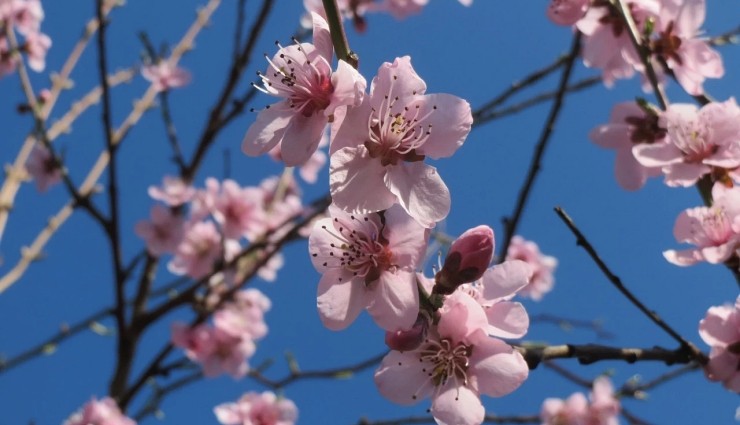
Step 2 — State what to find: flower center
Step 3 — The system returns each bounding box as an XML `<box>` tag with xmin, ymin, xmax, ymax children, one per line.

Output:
<box><xmin>698</xmin><ymin>207</ymin><xmax>733</xmax><ymax>246</ymax></box>
<box><xmin>418</xmin><ymin>338</ymin><xmax>472</xmax><ymax>388</ymax></box>
<box><xmin>258</xmin><ymin>44</ymin><xmax>335</xmax><ymax>117</ymax></box>
<box><xmin>315</xmin><ymin>214</ymin><xmax>396</xmax><ymax>283</ymax></box>
<box><xmin>669</xmin><ymin>118</ymin><xmax>716</xmax><ymax>163</ymax></box>
<box><xmin>363</xmin><ymin>76</ymin><xmax>434</xmax><ymax>166</ymax></box>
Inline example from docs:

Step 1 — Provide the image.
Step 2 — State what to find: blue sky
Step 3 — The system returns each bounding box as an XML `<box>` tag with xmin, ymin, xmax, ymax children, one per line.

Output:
<box><xmin>0</xmin><ymin>1</ymin><xmax>739</xmax><ymax>424</ymax></box>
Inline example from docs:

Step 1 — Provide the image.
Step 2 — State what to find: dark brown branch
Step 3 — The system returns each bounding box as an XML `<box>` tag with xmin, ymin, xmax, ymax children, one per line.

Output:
<box><xmin>497</xmin><ymin>33</ymin><xmax>582</xmax><ymax>262</ymax></box>
<box><xmin>159</xmin><ymin>90</ymin><xmax>187</xmax><ymax>174</ymax></box>
<box><xmin>553</xmin><ymin>207</ymin><xmax>707</xmax><ymax>364</ymax></box>
<box><xmin>709</xmin><ymin>24</ymin><xmax>740</xmax><ymax>46</ymax></box>
<box><xmin>519</xmin><ymin>343</ymin><xmax>699</xmax><ymax>369</ymax></box>
<box><xmin>182</xmin><ymin>0</ymin><xmax>275</xmax><ymax>181</ymax></box>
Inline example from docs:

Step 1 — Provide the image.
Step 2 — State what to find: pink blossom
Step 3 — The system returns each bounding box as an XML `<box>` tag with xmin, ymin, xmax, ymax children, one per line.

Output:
<box><xmin>214</xmin><ymin>288</ymin><xmax>271</xmax><ymax>340</ymax></box>
<box><xmin>212</xmin><ymin>179</ymin><xmax>265</xmax><ymax>240</ymax></box>
<box><xmin>148</xmin><ymin>175</ymin><xmax>195</xmax><ymax>207</ymax></box>
<box><xmin>589</xmin><ymin>101</ymin><xmax>663</xmax><ymax>191</ymax></box>
<box><xmin>699</xmin><ymin>295</ymin><xmax>740</xmax><ymax>393</ymax></box>
<box><xmin>134</xmin><ymin>204</ymin><xmax>185</xmax><ymax>256</ymax></box>
<box><xmin>633</xmin><ymin>99</ymin><xmax>740</xmax><ymax>187</ymax></box>
<box><xmin>540</xmin><ymin>377</ymin><xmax>620</xmax><ymax>425</ymax></box>
<box><xmin>258</xmin><ymin>175</ymin><xmax>303</xmax><ymax>234</ymax></box>
<box><xmin>576</xmin><ymin>1</ymin><xmax>660</xmax><ymax>87</ymax></box>
<box><xmin>141</xmin><ymin>61</ymin><xmax>191</xmax><ymax>92</ymax></box>
<box><xmin>269</xmin><ymin>129</ymin><xmax>328</xmax><ymax>184</ymax></box>
<box><xmin>25</xmin><ymin>143</ymin><xmax>61</xmax><ymax>192</ymax></box>
<box><xmin>63</xmin><ymin>397</ymin><xmax>135</xmax><ymax>425</ymax></box>
<box><xmin>664</xmin><ymin>183</ymin><xmax>740</xmax><ymax>266</ymax></box>
<box><xmin>587</xmin><ymin>377</ymin><xmax>620</xmax><ymax>425</ymax></box>
<box><xmin>215</xmin><ymin>391</ymin><xmax>298</xmax><ymax>425</ymax></box>
<box><xmin>541</xmin><ymin>393</ymin><xmax>588</xmax><ymax>425</ymax></box>
<box><xmin>23</xmin><ymin>30</ymin><xmax>50</xmax><ymax>72</ymax></box>
<box><xmin>168</xmin><ymin>221</ymin><xmax>226</xmax><ymax>278</ymax></box>
<box><xmin>375</xmin><ymin>0</ymin><xmax>429</xmax><ymax>19</ymax></box>
<box><xmin>375</xmin><ymin>291</ymin><xmax>529</xmax><ymax>425</ymax></box>
<box><xmin>462</xmin><ymin>260</ymin><xmax>532</xmax><ymax>339</ymax></box>
<box><xmin>506</xmin><ymin>236</ymin><xmax>558</xmax><ymax>301</ymax></box>
<box><xmin>546</xmin><ymin>0</ymin><xmax>590</xmax><ymax>26</ymax></box>
<box><xmin>4</xmin><ymin>0</ymin><xmax>44</xmax><ymax>37</ymax></box>
<box><xmin>243</xmin><ymin>12</ymin><xmax>366</xmax><ymax>166</ymax></box>
<box><xmin>434</xmin><ymin>225</ymin><xmax>494</xmax><ymax>295</ymax></box>
<box><xmin>330</xmin><ymin>56</ymin><xmax>472</xmax><ymax>227</ymax></box>
<box><xmin>0</xmin><ymin>36</ymin><xmax>19</xmax><ymax>77</ymax></box>
<box><xmin>172</xmin><ymin>322</ymin><xmax>255</xmax><ymax>378</ymax></box>
<box><xmin>309</xmin><ymin>204</ymin><xmax>428</xmax><ymax>331</ymax></box>
<box><xmin>651</xmin><ymin>0</ymin><xmax>723</xmax><ymax>95</ymax></box>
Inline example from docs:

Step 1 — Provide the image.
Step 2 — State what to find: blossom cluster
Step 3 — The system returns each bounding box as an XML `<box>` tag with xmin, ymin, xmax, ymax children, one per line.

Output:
<box><xmin>547</xmin><ymin>0</ymin><xmax>723</xmax><ymax>95</ymax></box>
<box><xmin>0</xmin><ymin>0</ymin><xmax>51</xmax><ymax>77</ymax></box>
<box><xmin>63</xmin><ymin>397</ymin><xmax>135</xmax><ymax>425</ymax></box>
<box><xmin>172</xmin><ymin>288</ymin><xmax>271</xmax><ymax>378</ymax></box>
<box><xmin>540</xmin><ymin>376</ymin><xmax>621</xmax><ymax>425</ymax></box>
<box><xmin>135</xmin><ymin>173</ymin><xmax>308</xmax><ymax>282</ymax></box>
<box><xmin>215</xmin><ymin>391</ymin><xmax>298</xmax><ymax>425</ymax></box>
<box><xmin>547</xmin><ymin>0</ymin><xmax>740</xmax><ymax>399</ymax></box>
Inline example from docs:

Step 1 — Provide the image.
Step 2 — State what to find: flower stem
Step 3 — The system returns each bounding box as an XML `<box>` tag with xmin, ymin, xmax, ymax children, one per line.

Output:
<box><xmin>321</xmin><ymin>0</ymin><xmax>358</xmax><ymax>68</ymax></box>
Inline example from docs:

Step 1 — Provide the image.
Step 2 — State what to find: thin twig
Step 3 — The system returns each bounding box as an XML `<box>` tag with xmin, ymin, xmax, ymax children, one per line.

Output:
<box><xmin>0</xmin><ymin>307</ymin><xmax>113</xmax><ymax>374</ymax></box>
<box><xmin>473</xmin><ymin>54</ymin><xmax>568</xmax><ymax>121</ymax></box>
<box><xmin>0</xmin><ymin>0</ymin><xmax>118</xmax><ymax>248</ymax></box>
<box><xmin>132</xmin><ymin>371</ymin><xmax>203</xmax><ymax>421</ymax></box>
<box><xmin>249</xmin><ymin>351</ymin><xmax>387</xmax><ymax>389</ymax></box>
<box><xmin>497</xmin><ymin>33</ymin><xmax>582</xmax><ymax>262</ymax></box>
<box><xmin>618</xmin><ymin>362</ymin><xmax>700</xmax><ymax>398</ymax></box>
<box><xmin>473</xmin><ymin>76</ymin><xmax>600</xmax><ymax>126</ymax></box>
<box><xmin>553</xmin><ymin>207</ymin><xmax>706</xmax><ymax>364</ymax></box>
<box><xmin>182</xmin><ymin>0</ymin><xmax>274</xmax><ymax>181</ymax></box>
<box><xmin>611</xmin><ymin>0</ymin><xmax>668</xmax><ymax>110</ymax></box>
<box><xmin>531</xmin><ymin>313</ymin><xmax>614</xmax><ymax>339</ymax></box>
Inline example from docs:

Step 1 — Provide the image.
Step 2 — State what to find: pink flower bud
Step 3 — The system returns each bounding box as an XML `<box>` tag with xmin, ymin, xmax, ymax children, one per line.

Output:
<box><xmin>434</xmin><ymin>225</ymin><xmax>494</xmax><ymax>295</ymax></box>
<box><xmin>384</xmin><ymin>315</ymin><xmax>429</xmax><ymax>352</ymax></box>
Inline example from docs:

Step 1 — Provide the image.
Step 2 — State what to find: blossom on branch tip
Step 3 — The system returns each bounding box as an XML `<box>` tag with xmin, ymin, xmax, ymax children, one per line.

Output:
<box><xmin>171</xmin><ymin>322</ymin><xmax>255</xmax><ymax>378</ymax></box>
<box><xmin>699</xmin><ymin>295</ymin><xmax>740</xmax><ymax>393</ymax></box>
<box><xmin>330</xmin><ymin>56</ymin><xmax>472</xmax><ymax>227</ymax></box>
<box><xmin>243</xmin><ymin>12</ymin><xmax>366</xmax><ymax>166</ymax></box>
<box><xmin>375</xmin><ymin>291</ymin><xmax>529</xmax><ymax>425</ymax></box>
<box><xmin>148</xmin><ymin>175</ymin><xmax>195</xmax><ymax>207</ymax></box>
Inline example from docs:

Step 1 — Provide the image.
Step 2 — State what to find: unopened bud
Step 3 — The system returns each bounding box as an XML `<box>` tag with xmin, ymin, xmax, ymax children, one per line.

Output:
<box><xmin>384</xmin><ymin>315</ymin><xmax>429</xmax><ymax>352</ymax></box>
<box><xmin>433</xmin><ymin>225</ymin><xmax>494</xmax><ymax>295</ymax></box>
